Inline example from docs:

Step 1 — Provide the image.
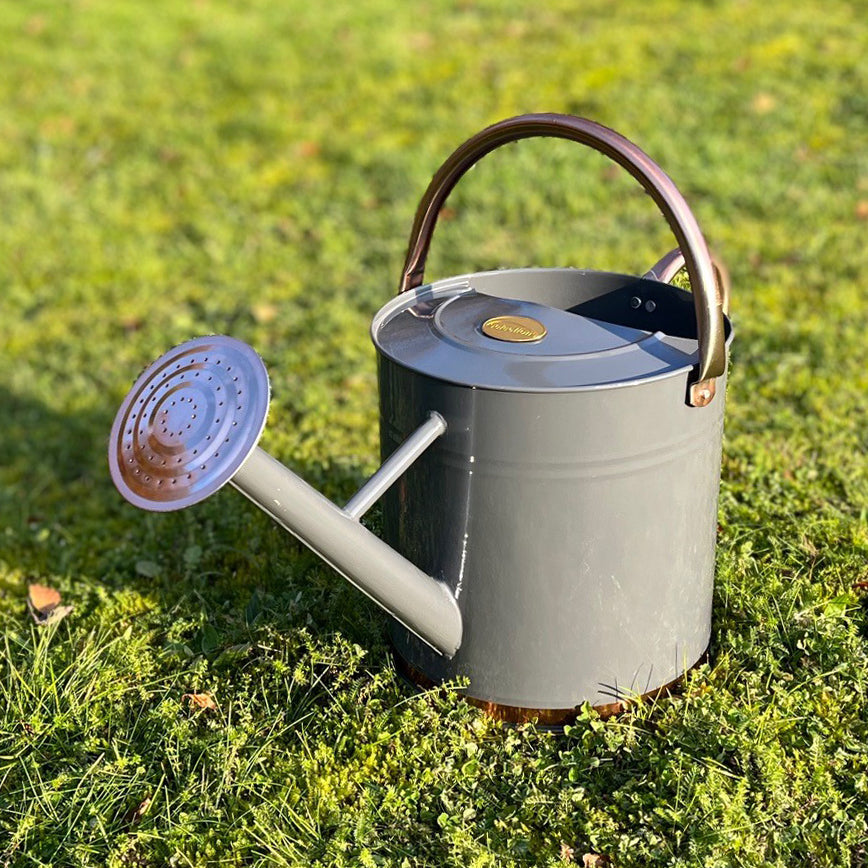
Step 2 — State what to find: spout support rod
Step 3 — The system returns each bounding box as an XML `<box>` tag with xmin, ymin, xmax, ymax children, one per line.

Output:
<box><xmin>231</xmin><ymin>446</ymin><xmax>463</xmax><ymax>657</ymax></box>
<box><xmin>108</xmin><ymin>335</ymin><xmax>461</xmax><ymax>657</ymax></box>
<box><xmin>344</xmin><ymin>412</ymin><xmax>446</xmax><ymax>520</ymax></box>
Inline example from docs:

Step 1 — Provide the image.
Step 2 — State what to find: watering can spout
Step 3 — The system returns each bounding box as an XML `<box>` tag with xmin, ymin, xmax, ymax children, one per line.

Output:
<box><xmin>108</xmin><ymin>335</ymin><xmax>463</xmax><ymax>657</ymax></box>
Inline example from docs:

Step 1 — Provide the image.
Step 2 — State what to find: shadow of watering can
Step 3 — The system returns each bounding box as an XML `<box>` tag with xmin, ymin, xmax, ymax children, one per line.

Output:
<box><xmin>109</xmin><ymin>114</ymin><xmax>732</xmax><ymax>724</ymax></box>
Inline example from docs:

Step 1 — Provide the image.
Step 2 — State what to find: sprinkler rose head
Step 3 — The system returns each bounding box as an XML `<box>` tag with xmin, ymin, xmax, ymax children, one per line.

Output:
<box><xmin>108</xmin><ymin>335</ymin><xmax>270</xmax><ymax>512</ymax></box>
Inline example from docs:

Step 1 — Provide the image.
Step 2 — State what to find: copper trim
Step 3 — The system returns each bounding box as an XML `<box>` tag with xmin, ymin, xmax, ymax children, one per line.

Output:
<box><xmin>689</xmin><ymin>377</ymin><xmax>716</xmax><ymax>408</ymax></box>
<box><xmin>393</xmin><ymin>649</ymin><xmax>709</xmax><ymax>727</ymax></box>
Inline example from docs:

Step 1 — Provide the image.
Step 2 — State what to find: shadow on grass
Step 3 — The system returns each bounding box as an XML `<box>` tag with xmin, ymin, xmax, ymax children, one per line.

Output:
<box><xmin>0</xmin><ymin>385</ymin><xmax>112</xmax><ymax>488</ymax></box>
<box><xmin>0</xmin><ymin>382</ymin><xmax>393</xmax><ymax>662</ymax></box>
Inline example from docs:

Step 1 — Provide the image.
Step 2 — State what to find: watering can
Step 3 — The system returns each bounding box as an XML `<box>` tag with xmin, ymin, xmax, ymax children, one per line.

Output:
<box><xmin>109</xmin><ymin>114</ymin><xmax>732</xmax><ymax>724</ymax></box>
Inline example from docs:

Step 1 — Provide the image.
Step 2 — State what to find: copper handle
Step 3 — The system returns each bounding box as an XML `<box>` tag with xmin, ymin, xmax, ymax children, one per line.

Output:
<box><xmin>398</xmin><ymin>113</ymin><xmax>727</xmax><ymax>406</ymax></box>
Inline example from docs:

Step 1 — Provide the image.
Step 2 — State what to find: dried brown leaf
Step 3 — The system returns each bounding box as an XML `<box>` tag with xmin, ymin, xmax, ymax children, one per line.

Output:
<box><xmin>28</xmin><ymin>583</ymin><xmax>61</xmax><ymax>614</ymax></box>
<box><xmin>27</xmin><ymin>584</ymin><xmax>74</xmax><ymax>626</ymax></box>
<box><xmin>751</xmin><ymin>92</ymin><xmax>776</xmax><ymax>114</ymax></box>
<box><xmin>251</xmin><ymin>303</ymin><xmax>278</xmax><ymax>324</ymax></box>
<box><xmin>297</xmin><ymin>140</ymin><xmax>321</xmax><ymax>159</ymax></box>
<box><xmin>583</xmin><ymin>856</ymin><xmax>612</xmax><ymax>868</ymax></box>
<box><xmin>127</xmin><ymin>796</ymin><xmax>152</xmax><ymax>825</ymax></box>
<box><xmin>182</xmin><ymin>692</ymin><xmax>218</xmax><ymax>711</ymax></box>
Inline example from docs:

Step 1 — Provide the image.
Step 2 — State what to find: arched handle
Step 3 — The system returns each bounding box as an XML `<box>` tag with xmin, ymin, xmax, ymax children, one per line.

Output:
<box><xmin>399</xmin><ymin>113</ymin><xmax>727</xmax><ymax>407</ymax></box>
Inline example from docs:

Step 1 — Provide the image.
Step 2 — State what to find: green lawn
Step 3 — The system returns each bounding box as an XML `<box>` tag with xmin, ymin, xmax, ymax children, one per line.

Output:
<box><xmin>1</xmin><ymin>1</ymin><xmax>868</xmax><ymax>865</ymax></box>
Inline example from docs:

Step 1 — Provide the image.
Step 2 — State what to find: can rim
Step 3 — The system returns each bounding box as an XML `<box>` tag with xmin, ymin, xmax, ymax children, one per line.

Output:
<box><xmin>371</xmin><ymin>268</ymin><xmax>733</xmax><ymax>395</ymax></box>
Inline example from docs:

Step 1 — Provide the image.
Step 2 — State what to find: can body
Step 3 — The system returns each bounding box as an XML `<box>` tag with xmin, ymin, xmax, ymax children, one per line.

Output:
<box><xmin>376</xmin><ymin>269</ymin><xmax>730</xmax><ymax>713</ymax></box>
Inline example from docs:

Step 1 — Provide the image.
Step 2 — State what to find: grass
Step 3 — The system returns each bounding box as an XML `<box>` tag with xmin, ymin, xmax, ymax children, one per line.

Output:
<box><xmin>1</xmin><ymin>0</ymin><xmax>867</xmax><ymax>865</ymax></box>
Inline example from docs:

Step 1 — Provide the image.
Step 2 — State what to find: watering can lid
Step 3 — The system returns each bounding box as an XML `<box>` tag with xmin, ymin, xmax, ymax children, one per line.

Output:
<box><xmin>371</xmin><ymin>279</ymin><xmax>703</xmax><ymax>392</ymax></box>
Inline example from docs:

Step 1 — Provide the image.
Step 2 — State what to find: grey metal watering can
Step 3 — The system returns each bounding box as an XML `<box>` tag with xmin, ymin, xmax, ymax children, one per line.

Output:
<box><xmin>109</xmin><ymin>114</ymin><xmax>732</xmax><ymax>724</ymax></box>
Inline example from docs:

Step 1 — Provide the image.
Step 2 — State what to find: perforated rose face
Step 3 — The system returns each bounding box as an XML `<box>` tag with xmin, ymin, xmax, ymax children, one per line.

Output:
<box><xmin>109</xmin><ymin>335</ymin><xmax>270</xmax><ymax>511</ymax></box>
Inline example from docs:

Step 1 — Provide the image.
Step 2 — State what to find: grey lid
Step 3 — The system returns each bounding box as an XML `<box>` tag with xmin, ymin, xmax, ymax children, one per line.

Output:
<box><xmin>371</xmin><ymin>279</ymin><xmax>701</xmax><ymax>392</ymax></box>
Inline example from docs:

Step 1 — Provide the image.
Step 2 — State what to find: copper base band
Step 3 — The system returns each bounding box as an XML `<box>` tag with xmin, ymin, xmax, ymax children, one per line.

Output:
<box><xmin>392</xmin><ymin>648</ymin><xmax>709</xmax><ymax>727</ymax></box>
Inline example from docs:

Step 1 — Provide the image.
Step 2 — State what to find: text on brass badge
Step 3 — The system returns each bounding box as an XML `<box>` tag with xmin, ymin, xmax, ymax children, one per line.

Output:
<box><xmin>481</xmin><ymin>315</ymin><xmax>547</xmax><ymax>343</ymax></box>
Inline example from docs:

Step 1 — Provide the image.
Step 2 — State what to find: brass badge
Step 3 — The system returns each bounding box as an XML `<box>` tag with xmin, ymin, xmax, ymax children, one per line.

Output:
<box><xmin>481</xmin><ymin>315</ymin><xmax>547</xmax><ymax>343</ymax></box>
